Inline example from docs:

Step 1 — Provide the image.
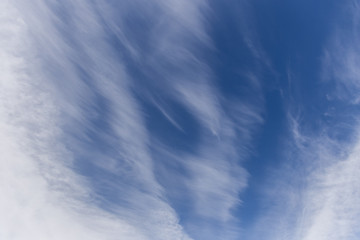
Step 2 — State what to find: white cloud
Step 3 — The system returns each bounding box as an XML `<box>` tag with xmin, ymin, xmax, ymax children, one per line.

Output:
<box><xmin>321</xmin><ymin>1</ymin><xmax>360</xmax><ymax>104</ymax></box>
<box><xmin>244</xmin><ymin>123</ymin><xmax>360</xmax><ymax>240</ymax></box>
<box><xmin>244</xmin><ymin>2</ymin><xmax>360</xmax><ymax>239</ymax></box>
<box><xmin>1</xmin><ymin>0</ymin><xmax>267</xmax><ymax>239</ymax></box>
<box><xmin>297</xmin><ymin>2</ymin><xmax>360</xmax><ymax>238</ymax></box>
<box><xmin>0</xmin><ymin>0</ymin><xmax>191</xmax><ymax>239</ymax></box>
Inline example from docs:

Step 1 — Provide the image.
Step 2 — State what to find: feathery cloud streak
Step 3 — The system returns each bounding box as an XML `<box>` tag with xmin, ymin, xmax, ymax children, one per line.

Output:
<box><xmin>243</xmin><ymin>1</ymin><xmax>360</xmax><ymax>240</ymax></box>
<box><xmin>0</xmin><ymin>0</ymin><xmax>265</xmax><ymax>239</ymax></box>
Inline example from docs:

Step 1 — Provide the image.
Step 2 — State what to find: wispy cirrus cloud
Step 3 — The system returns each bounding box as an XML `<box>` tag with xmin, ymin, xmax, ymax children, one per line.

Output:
<box><xmin>244</xmin><ymin>1</ymin><xmax>360</xmax><ymax>239</ymax></box>
<box><xmin>93</xmin><ymin>1</ymin><xmax>265</xmax><ymax>239</ymax></box>
<box><xmin>321</xmin><ymin>1</ymin><xmax>360</xmax><ymax>104</ymax></box>
<box><xmin>1</xmin><ymin>0</ymin><xmax>190</xmax><ymax>239</ymax></box>
<box><xmin>296</xmin><ymin>2</ymin><xmax>360</xmax><ymax>239</ymax></box>
<box><xmin>1</xmin><ymin>0</ymin><xmax>266</xmax><ymax>240</ymax></box>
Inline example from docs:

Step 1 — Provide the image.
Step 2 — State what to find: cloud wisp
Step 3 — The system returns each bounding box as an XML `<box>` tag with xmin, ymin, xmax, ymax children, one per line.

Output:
<box><xmin>0</xmin><ymin>1</ymin><xmax>190</xmax><ymax>239</ymax></box>
<box><xmin>244</xmin><ymin>2</ymin><xmax>360</xmax><ymax>239</ymax></box>
<box><xmin>1</xmin><ymin>0</ymin><xmax>266</xmax><ymax>240</ymax></box>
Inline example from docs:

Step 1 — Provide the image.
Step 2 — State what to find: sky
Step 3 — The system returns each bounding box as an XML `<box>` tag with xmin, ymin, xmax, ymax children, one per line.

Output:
<box><xmin>1</xmin><ymin>0</ymin><xmax>360</xmax><ymax>240</ymax></box>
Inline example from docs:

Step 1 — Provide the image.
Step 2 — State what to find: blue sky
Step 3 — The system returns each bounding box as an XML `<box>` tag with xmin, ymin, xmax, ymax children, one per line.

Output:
<box><xmin>1</xmin><ymin>0</ymin><xmax>360</xmax><ymax>239</ymax></box>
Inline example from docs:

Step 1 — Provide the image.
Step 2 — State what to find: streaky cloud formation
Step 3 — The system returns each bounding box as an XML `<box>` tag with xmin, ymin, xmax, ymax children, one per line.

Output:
<box><xmin>1</xmin><ymin>0</ymin><xmax>263</xmax><ymax>239</ymax></box>
<box><xmin>1</xmin><ymin>0</ymin><xmax>189</xmax><ymax>239</ymax></box>
<box><xmin>2</xmin><ymin>0</ymin><xmax>360</xmax><ymax>240</ymax></box>
<box><xmin>244</xmin><ymin>1</ymin><xmax>360</xmax><ymax>240</ymax></box>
